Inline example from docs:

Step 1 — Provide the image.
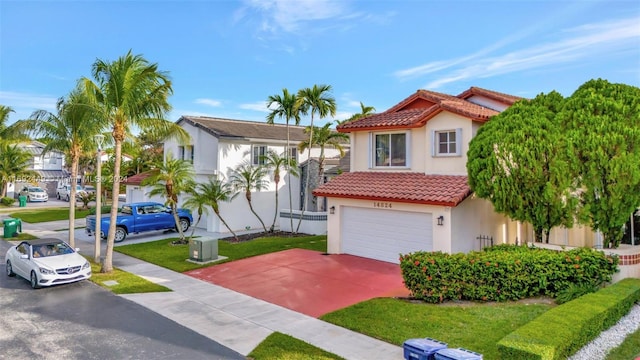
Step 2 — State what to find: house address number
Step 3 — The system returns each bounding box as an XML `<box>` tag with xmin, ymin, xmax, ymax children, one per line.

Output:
<box><xmin>373</xmin><ymin>202</ymin><xmax>392</xmax><ymax>209</ymax></box>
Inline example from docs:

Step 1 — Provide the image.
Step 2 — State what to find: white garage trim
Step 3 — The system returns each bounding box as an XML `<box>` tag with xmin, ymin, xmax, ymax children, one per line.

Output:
<box><xmin>341</xmin><ymin>207</ymin><xmax>432</xmax><ymax>263</ymax></box>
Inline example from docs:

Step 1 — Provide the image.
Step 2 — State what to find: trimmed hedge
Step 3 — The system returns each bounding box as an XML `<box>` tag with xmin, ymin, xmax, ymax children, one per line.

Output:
<box><xmin>88</xmin><ymin>205</ymin><xmax>118</xmax><ymax>215</ymax></box>
<box><xmin>497</xmin><ymin>278</ymin><xmax>640</xmax><ymax>360</ymax></box>
<box><xmin>399</xmin><ymin>245</ymin><xmax>619</xmax><ymax>303</ymax></box>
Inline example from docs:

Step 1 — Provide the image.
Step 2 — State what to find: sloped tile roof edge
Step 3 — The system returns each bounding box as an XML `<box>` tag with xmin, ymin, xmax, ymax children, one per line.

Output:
<box><xmin>122</xmin><ymin>171</ymin><xmax>154</xmax><ymax>185</ymax></box>
<box><xmin>313</xmin><ymin>172</ymin><xmax>473</xmax><ymax>207</ymax></box>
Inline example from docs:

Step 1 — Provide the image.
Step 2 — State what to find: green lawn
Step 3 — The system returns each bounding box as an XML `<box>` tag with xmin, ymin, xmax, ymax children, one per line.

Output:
<box><xmin>320</xmin><ymin>298</ymin><xmax>552</xmax><ymax>359</ymax></box>
<box><xmin>88</xmin><ymin>259</ymin><xmax>172</xmax><ymax>294</ymax></box>
<box><xmin>248</xmin><ymin>332</ymin><xmax>344</xmax><ymax>360</ymax></box>
<box><xmin>1</xmin><ymin>232</ymin><xmax>38</xmax><ymax>240</ymax></box>
<box><xmin>606</xmin><ymin>326</ymin><xmax>640</xmax><ymax>360</ymax></box>
<box><xmin>115</xmin><ymin>235</ymin><xmax>327</xmax><ymax>273</ymax></box>
<box><xmin>8</xmin><ymin>208</ymin><xmax>92</xmax><ymax>223</ymax></box>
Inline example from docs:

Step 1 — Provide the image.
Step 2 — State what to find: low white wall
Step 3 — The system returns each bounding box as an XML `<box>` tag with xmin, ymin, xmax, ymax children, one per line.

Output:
<box><xmin>279</xmin><ymin>209</ymin><xmax>327</xmax><ymax>235</ymax></box>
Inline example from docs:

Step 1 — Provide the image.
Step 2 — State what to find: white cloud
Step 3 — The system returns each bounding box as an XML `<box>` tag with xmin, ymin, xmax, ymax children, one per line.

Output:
<box><xmin>240</xmin><ymin>0</ymin><xmax>353</xmax><ymax>33</ymax></box>
<box><xmin>239</xmin><ymin>101</ymin><xmax>271</xmax><ymax>112</ymax></box>
<box><xmin>394</xmin><ymin>16</ymin><xmax>640</xmax><ymax>89</ymax></box>
<box><xmin>194</xmin><ymin>98</ymin><xmax>223</xmax><ymax>107</ymax></box>
<box><xmin>0</xmin><ymin>91</ymin><xmax>58</xmax><ymax>110</ymax></box>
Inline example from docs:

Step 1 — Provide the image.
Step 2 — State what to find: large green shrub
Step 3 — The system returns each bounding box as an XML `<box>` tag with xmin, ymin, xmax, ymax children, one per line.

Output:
<box><xmin>400</xmin><ymin>245</ymin><xmax>618</xmax><ymax>303</ymax></box>
<box><xmin>0</xmin><ymin>197</ymin><xmax>15</xmax><ymax>206</ymax></box>
<box><xmin>497</xmin><ymin>278</ymin><xmax>640</xmax><ymax>360</ymax></box>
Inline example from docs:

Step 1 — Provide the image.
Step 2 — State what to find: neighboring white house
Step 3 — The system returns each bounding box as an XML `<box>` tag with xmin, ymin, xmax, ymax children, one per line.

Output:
<box><xmin>127</xmin><ymin>116</ymin><xmax>343</xmax><ymax>234</ymax></box>
<box><xmin>8</xmin><ymin>141</ymin><xmax>68</xmax><ymax>197</ymax></box>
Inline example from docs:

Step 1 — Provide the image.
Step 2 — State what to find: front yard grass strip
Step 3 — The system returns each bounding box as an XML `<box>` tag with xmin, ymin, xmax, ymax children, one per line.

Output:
<box><xmin>115</xmin><ymin>235</ymin><xmax>327</xmax><ymax>273</ymax></box>
<box><xmin>319</xmin><ymin>297</ymin><xmax>552</xmax><ymax>360</ymax></box>
<box><xmin>1</xmin><ymin>232</ymin><xmax>39</xmax><ymax>240</ymax></box>
<box><xmin>498</xmin><ymin>278</ymin><xmax>640</xmax><ymax>359</ymax></box>
<box><xmin>87</xmin><ymin>259</ymin><xmax>172</xmax><ymax>294</ymax></box>
<box><xmin>8</xmin><ymin>208</ymin><xmax>92</xmax><ymax>223</ymax></box>
<box><xmin>248</xmin><ymin>332</ymin><xmax>344</xmax><ymax>360</ymax></box>
<box><xmin>606</xmin><ymin>326</ymin><xmax>640</xmax><ymax>360</ymax></box>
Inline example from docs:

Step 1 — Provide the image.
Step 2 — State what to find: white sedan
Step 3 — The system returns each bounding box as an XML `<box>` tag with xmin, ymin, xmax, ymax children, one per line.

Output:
<box><xmin>5</xmin><ymin>238</ymin><xmax>91</xmax><ymax>289</ymax></box>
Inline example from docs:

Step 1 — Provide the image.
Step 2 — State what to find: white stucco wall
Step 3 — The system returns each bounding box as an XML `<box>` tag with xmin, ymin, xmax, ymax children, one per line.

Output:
<box><xmin>465</xmin><ymin>95</ymin><xmax>512</xmax><ymax>112</ymax></box>
<box><xmin>348</xmin><ymin>111</ymin><xmax>473</xmax><ymax>175</ymax></box>
<box><xmin>450</xmin><ymin>196</ymin><xmax>515</xmax><ymax>253</ymax></box>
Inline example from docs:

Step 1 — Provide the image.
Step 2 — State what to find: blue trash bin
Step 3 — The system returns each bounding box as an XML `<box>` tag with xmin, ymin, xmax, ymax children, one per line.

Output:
<box><xmin>434</xmin><ymin>348</ymin><xmax>483</xmax><ymax>360</ymax></box>
<box><xmin>403</xmin><ymin>338</ymin><xmax>448</xmax><ymax>360</ymax></box>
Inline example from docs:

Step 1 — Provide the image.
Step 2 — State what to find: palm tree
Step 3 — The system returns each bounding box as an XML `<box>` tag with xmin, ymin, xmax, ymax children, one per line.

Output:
<box><xmin>81</xmin><ymin>50</ymin><xmax>189</xmax><ymax>273</ymax></box>
<box><xmin>260</xmin><ymin>150</ymin><xmax>299</xmax><ymax>232</ymax></box>
<box><xmin>183</xmin><ymin>178</ymin><xmax>239</xmax><ymax>241</ymax></box>
<box><xmin>0</xmin><ymin>144</ymin><xmax>37</xmax><ymax>197</ymax></box>
<box><xmin>296</xmin><ymin>84</ymin><xmax>337</xmax><ymax>232</ymax></box>
<box><xmin>266</xmin><ymin>88</ymin><xmax>305</xmax><ymax>232</ymax></box>
<box><xmin>298</xmin><ymin>122</ymin><xmax>349</xmax><ymax>185</ymax></box>
<box><xmin>27</xmin><ymin>88</ymin><xmax>103</xmax><ymax>247</ymax></box>
<box><xmin>338</xmin><ymin>102</ymin><xmax>376</xmax><ymax>124</ymax></box>
<box><xmin>229</xmin><ymin>161</ymin><xmax>269</xmax><ymax>234</ymax></box>
<box><xmin>0</xmin><ymin>105</ymin><xmax>30</xmax><ymax>144</ymax></box>
<box><xmin>142</xmin><ymin>154</ymin><xmax>195</xmax><ymax>244</ymax></box>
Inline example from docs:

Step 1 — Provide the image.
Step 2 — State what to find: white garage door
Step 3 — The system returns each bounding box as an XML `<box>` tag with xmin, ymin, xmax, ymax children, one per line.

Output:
<box><xmin>341</xmin><ymin>207</ymin><xmax>433</xmax><ymax>263</ymax></box>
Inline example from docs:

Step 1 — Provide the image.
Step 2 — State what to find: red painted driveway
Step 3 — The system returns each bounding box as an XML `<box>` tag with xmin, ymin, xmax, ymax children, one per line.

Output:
<box><xmin>185</xmin><ymin>248</ymin><xmax>410</xmax><ymax>318</ymax></box>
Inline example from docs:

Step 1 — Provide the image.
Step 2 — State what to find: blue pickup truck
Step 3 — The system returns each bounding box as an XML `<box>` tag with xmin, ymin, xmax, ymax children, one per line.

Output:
<box><xmin>85</xmin><ymin>202</ymin><xmax>193</xmax><ymax>242</ymax></box>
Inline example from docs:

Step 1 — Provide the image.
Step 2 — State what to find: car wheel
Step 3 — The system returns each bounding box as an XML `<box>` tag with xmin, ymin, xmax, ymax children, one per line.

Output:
<box><xmin>6</xmin><ymin>260</ymin><xmax>15</xmax><ymax>277</ymax></box>
<box><xmin>27</xmin><ymin>196</ymin><xmax>31</xmax><ymax>202</ymax></box>
<box><xmin>30</xmin><ymin>271</ymin><xmax>40</xmax><ymax>289</ymax></box>
<box><xmin>65</xmin><ymin>194</ymin><xmax>70</xmax><ymax>202</ymax></box>
<box><xmin>179</xmin><ymin>218</ymin><xmax>190</xmax><ymax>232</ymax></box>
<box><xmin>57</xmin><ymin>193</ymin><xmax>61</xmax><ymax>200</ymax></box>
<box><xmin>114</xmin><ymin>227</ymin><xmax>127</xmax><ymax>243</ymax></box>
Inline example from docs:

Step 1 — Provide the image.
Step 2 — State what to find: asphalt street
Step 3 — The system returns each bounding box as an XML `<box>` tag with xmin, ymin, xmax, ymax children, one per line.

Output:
<box><xmin>0</xmin><ymin>240</ymin><xmax>245</xmax><ymax>360</ymax></box>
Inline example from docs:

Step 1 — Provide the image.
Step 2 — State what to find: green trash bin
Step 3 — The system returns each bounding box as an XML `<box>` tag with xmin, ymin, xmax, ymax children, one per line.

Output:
<box><xmin>3</xmin><ymin>218</ymin><xmax>20</xmax><ymax>238</ymax></box>
<box><xmin>18</xmin><ymin>195</ymin><xmax>27</xmax><ymax>207</ymax></box>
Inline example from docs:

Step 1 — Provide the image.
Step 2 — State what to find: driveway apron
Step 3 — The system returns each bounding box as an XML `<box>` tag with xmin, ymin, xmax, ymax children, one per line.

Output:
<box><xmin>185</xmin><ymin>248</ymin><xmax>410</xmax><ymax>317</ymax></box>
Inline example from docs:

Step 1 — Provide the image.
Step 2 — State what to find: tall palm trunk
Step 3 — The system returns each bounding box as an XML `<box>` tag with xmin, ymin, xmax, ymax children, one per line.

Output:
<box><xmin>68</xmin><ymin>146</ymin><xmax>80</xmax><ymax>248</ymax></box>
<box><xmin>102</xmin><ymin>124</ymin><xmax>124</xmax><ymax>273</ymax></box>
<box><xmin>286</xmin><ymin>121</ymin><xmax>294</xmax><ymax>233</ymax></box>
<box><xmin>296</xmin><ymin>114</ymin><xmax>314</xmax><ymax>233</ymax></box>
<box><xmin>271</xmin><ymin>175</ymin><xmax>280</xmax><ymax>232</ymax></box>
<box><xmin>171</xmin><ymin>203</ymin><xmax>186</xmax><ymax>243</ymax></box>
<box><xmin>246</xmin><ymin>190</ymin><xmax>268</xmax><ymax>233</ymax></box>
<box><xmin>215</xmin><ymin>209</ymin><xmax>238</xmax><ymax>241</ymax></box>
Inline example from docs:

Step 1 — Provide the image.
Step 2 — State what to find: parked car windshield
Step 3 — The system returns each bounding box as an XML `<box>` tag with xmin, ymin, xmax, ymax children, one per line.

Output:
<box><xmin>33</xmin><ymin>242</ymin><xmax>73</xmax><ymax>258</ymax></box>
<box><xmin>29</xmin><ymin>187</ymin><xmax>45</xmax><ymax>192</ymax></box>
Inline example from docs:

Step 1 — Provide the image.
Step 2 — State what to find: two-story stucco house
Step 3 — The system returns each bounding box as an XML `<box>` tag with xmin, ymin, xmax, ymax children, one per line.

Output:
<box><xmin>8</xmin><ymin>141</ymin><xmax>68</xmax><ymax>197</ymax></box>
<box><xmin>314</xmin><ymin>87</ymin><xmax>525</xmax><ymax>263</ymax></box>
<box><xmin>128</xmin><ymin>116</ymin><xmax>342</xmax><ymax>234</ymax></box>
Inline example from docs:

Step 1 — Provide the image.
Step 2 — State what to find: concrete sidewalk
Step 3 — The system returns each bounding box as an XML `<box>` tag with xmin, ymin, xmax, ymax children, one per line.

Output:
<box><xmin>11</xmin><ymin>218</ymin><xmax>404</xmax><ymax>360</ymax></box>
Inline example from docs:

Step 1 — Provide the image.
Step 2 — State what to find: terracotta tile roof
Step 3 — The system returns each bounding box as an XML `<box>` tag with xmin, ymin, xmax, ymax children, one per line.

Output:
<box><xmin>122</xmin><ymin>171</ymin><xmax>153</xmax><ymax>185</ymax></box>
<box><xmin>313</xmin><ymin>172</ymin><xmax>471</xmax><ymax>206</ymax></box>
<box><xmin>179</xmin><ymin>116</ymin><xmax>308</xmax><ymax>142</ymax></box>
<box><xmin>456</xmin><ymin>86</ymin><xmax>522</xmax><ymax>105</ymax></box>
<box><xmin>337</xmin><ymin>87</ymin><xmax>511</xmax><ymax>133</ymax></box>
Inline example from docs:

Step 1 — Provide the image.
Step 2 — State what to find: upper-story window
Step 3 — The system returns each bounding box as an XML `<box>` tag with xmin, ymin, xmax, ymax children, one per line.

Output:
<box><xmin>373</xmin><ymin>133</ymin><xmax>407</xmax><ymax>167</ymax></box>
<box><xmin>178</xmin><ymin>145</ymin><xmax>194</xmax><ymax>163</ymax></box>
<box><xmin>186</xmin><ymin>145</ymin><xmax>194</xmax><ymax>163</ymax></box>
<box><xmin>252</xmin><ymin>145</ymin><xmax>267</xmax><ymax>165</ymax></box>
<box><xmin>433</xmin><ymin>129</ymin><xmax>462</xmax><ymax>156</ymax></box>
<box><xmin>288</xmin><ymin>147</ymin><xmax>298</xmax><ymax>162</ymax></box>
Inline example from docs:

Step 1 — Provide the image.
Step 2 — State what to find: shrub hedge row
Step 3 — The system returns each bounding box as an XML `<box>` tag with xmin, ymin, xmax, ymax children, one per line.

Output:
<box><xmin>0</xmin><ymin>196</ymin><xmax>15</xmax><ymax>206</ymax></box>
<box><xmin>399</xmin><ymin>244</ymin><xmax>619</xmax><ymax>303</ymax></box>
<box><xmin>497</xmin><ymin>278</ymin><xmax>640</xmax><ymax>359</ymax></box>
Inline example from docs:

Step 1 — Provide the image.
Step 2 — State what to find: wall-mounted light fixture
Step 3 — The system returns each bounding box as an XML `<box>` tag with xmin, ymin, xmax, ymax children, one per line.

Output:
<box><xmin>437</xmin><ymin>215</ymin><xmax>444</xmax><ymax>226</ymax></box>
<box><xmin>330</xmin><ymin>206</ymin><xmax>336</xmax><ymax>215</ymax></box>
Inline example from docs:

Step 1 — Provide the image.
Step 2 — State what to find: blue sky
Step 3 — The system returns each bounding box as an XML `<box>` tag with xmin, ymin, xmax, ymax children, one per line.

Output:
<box><xmin>1</xmin><ymin>0</ymin><xmax>639</xmax><ymax>127</ymax></box>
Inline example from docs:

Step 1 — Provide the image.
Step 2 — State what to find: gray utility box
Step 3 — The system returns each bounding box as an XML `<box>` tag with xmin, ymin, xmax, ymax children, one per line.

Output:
<box><xmin>189</xmin><ymin>237</ymin><xmax>218</xmax><ymax>262</ymax></box>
